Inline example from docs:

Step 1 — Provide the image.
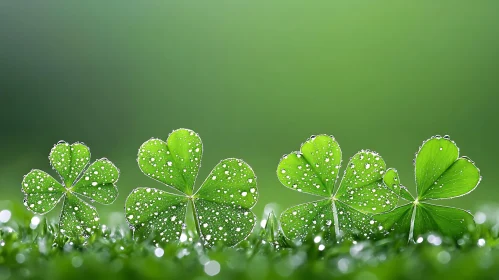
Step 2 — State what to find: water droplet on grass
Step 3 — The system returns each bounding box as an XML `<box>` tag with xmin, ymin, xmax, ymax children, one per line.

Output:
<box><xmin>437</xmin><ymin>251</ymin><xmax>451</xmax><ymax>264</ymax></box>
<box><xmin>474</xmin><ymin>211</ymin><xmax>486</xmax><ymax>224</ymax></box>
<box><xmin>204</xmin><ymin>261</ymin><xmax>221</xmax><ymax>276</ymax></box>
<box><xmin>478</xmin><ymin>238</ymin><xmax>486</xmax><ymax>247</ymax></box>
<box><xmin>427</xmin><ymin>234</ymin><xmax>442</xmax><ymax>246</ymax></box>
<box><xmin>0</xmin><ymin>210</ymin><xmax>12</xmax><ymax>223</ymax></box>
<box><xmin>30</xmin><ymin>216</ymin><xmax>41</xmax><ymax>228</ymax></box>
<box><xmin>154</xmin><ymin>248</ymin><xmax>165</xmax><ymax>257</ymax></box>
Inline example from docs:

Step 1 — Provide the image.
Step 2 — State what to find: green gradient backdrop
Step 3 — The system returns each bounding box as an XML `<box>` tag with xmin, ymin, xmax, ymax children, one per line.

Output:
<box><xmin>1</xmin><ymin>1</ymin><xmax>498</xmax><ymax>222</ymax></box>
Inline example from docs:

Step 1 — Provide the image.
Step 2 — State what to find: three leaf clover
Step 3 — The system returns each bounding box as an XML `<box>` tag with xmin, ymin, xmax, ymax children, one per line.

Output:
<box><xmin>22</xmin><ymin>141</ymin><xmax>119</xmax><ymax>237</ymax></box>
<box><xmin>375</xmin><ymin>136</ymin><xmax>481</xmax><ymax>242</ymax></box>
<box><xmin>277</xmin><ymin>135</ymin><xmax>400</xmax><ymax>242</ymax></box>
<box><xmin>125</xmin><ymin>129</ymin><xmax>258</xmax><ymax>246</ymax></box>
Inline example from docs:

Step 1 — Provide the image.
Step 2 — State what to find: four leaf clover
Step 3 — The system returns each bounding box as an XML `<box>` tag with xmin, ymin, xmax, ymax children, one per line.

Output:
<box><xmin>375</xmin><ymin>136</ymin><xmax>481</xmax><ymax>242</ymax></box>
<box><xmin>125</xmin><ymin>129</ymin><xmax>258</xmax><ymax>246</ymax></box>
<box><xmin>277</xmin><ymin>135</ymin><xmax>400</xmax><ymax>242</ymax></box>
<box><xmin>22</xmin><ymin>141</ymin><xmax>119</xmax><ymax>237</ymax></box>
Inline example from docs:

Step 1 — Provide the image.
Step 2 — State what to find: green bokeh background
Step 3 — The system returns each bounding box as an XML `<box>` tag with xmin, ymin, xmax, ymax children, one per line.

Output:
<box><xmin>1</xmin><ymin>1</ymin><xmax>498</xmax><ymax>223</ymax></box>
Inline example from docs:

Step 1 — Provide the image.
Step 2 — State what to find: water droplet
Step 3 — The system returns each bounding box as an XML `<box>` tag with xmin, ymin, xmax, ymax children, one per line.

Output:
<box><xmin>437</xmin><ymin>251</ymin><xmax>451</xmax><ymax>264</ymax></box>
<box><xmin>474</xmin><ymin>212</ymin><xmax>486</xmax><ymax>224</ymax></box>
<box><xmin>478</xmin><ymin>238</ymin><xmax>486</xmax><ymax>247</ymax></box>
<box><xmin>154</xmin><ymin>248</ymin><xmax>165</xmax><ymax>257</ymax></box>
<box><xmin>204</xmin><ymin>260</ymin><xmax>221</xmax><ymax>276</ymax></box>
<box><xmin>0</xmin><ymin>210</ymin><xmax>12</xmax><ymax>223</ymax></box>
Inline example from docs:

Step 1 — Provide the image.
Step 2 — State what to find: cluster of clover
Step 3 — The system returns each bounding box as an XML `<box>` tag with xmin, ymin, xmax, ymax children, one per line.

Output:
<box><xmin>22</xmin><ymin>129</ymin><xmax>481</xmax><ymax>247</ymax></box>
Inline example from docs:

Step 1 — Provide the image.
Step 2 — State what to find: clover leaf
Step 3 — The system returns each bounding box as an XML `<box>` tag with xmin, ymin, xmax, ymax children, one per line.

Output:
<box><xmin>22</xmin><ymin>141</ymin><xmax>119</xmax><ymax>238</ymax></box>
<box><xmin>277</xmin><ymin>135</ymin><xmax>400</xmax><ymax>242</ymax></box>
<box><xmin>125</xmin><ymin>128</ymin><xmax>258</xmax><ymax>246</ymax></box>
<box><xmin>374</xmin><ymin>136</ymin><xmax>481</xmax><ymax>242</ymax></box>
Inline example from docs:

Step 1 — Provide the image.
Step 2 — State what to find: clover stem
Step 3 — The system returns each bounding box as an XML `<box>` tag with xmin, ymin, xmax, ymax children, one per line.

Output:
<box><xmin>189</xmin><ymin>198</ymin><xmax>204</xmax><ymax>244</ymax></box>
<box><xmin>408</xmin><ymin>203</ymin><xmax>418</xmax><ymax>243</ymax></box>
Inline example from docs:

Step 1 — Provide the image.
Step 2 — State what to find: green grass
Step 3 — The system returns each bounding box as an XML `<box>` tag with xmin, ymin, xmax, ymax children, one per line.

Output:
<box><xmin>1</xmin><ymin>202</ymin><xmax>499</xmax><ymax>280</ymax></box>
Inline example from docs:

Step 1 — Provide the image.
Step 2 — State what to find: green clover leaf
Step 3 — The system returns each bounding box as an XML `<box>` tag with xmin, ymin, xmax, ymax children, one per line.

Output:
<box><xmin>125</xmin><ymin>128</ymin><xmax>258</xmax><ymax>246</ymax></box>
<box><xmin>374</xmin><ymin>136</ymin><xmax>481</xmax><ymax>241</ymax></box>
<box><xmin>277</xmin><ymin>135</ymin><xmax>400</xmax><ymax>242</ymax></box>
<box><xmin>22</xmin><ymin>141</ymin><xmax>119</xmax><ymax>238</ymax></box>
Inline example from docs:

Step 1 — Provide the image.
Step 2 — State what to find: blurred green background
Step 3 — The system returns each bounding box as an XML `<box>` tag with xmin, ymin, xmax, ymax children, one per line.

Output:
<box><xmin>1</xmin><ymin>1</ymin><xmax>498</xmax><ymax>223</ymax></box>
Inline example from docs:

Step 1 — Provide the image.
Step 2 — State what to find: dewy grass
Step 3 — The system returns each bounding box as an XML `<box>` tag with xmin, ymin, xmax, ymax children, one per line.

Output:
<box><xmin>6</xmin><ymin>130</ymin><xmax>490</xmax><ymax>279</ymax></box>
<box><xmin>0</xmin><ymin>202</ymin><xmax>498</xmax><ymax>280</ymax></box>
